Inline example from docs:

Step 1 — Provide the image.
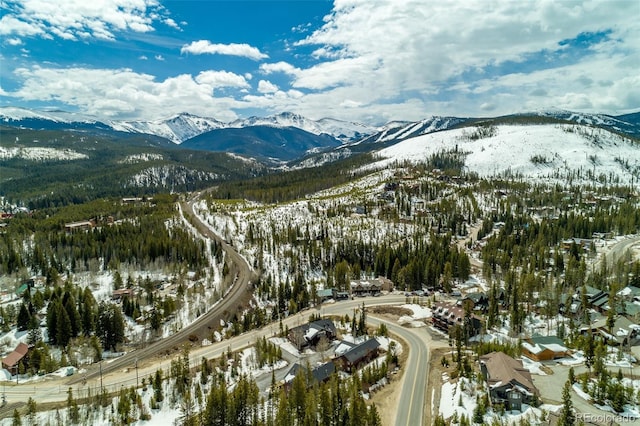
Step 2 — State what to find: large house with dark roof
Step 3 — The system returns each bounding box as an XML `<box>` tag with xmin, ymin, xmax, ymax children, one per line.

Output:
<box><xmin>431</xmin><ymin>302</ymin><xmax>483</xmax><ymax>337</ymax></box>
<box><xmin>282</xmin><ymin>361</ymin><xmax>336</xmax><ymax>389</ymax></box>
<box><xmin>480</xmin><ymin>351</ymin><xmax>539</xmax><ymax>411</ymax></box>
<box><xmin>335</xmin><ymin>338</ymin><xmax>380</xmax><ymax>373</ymax></box>
<box><xmin>287</xmin><ymin>319</ymin><xmax>337</xmax><ymax>350</ymax></box>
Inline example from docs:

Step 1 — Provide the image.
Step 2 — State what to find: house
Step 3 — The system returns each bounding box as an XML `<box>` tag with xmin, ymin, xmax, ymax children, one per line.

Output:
<box><xmin>122</xmin><ymin>197</ymin><xmax>145</xmax><ymax>204</ymax></box>
<box><xmin>583</xmin><ymin>315</ymin><xmax>640</xmax><ymax>347</ymax></box>
<box><xmin>479</xmin><ymin>351</ymin><xmax>539</xmax><ymax>411</ymax></box>
<box><xmin>287</xmin><ymin>319</ymin><xmax>337</xmax><ymax>350</ymax></box>
<box><xmin>350</xmin><ymin>279</ymin><xmax>382</xmax><ymax>296</ymax></box>
<box><xmin>561</xmin><ymin>238</ymin><xmax>593</xmax><ymax>251</ymax></box>
<box><xmin>622</xmin><ymin>302</ymin><xmax>640</xmax><ymax>321</ymax></box>
<box><xmin>335</xmin><ymin>338</ymin><xmax>380</xmax><ymax>373</ymax></box>
<box><xmin>2</xmin><ymin>342</ymin><xmax>30</xmax><ymax>371</ymax></box>
<box><xmin>282</xmin><ymin>361</ymin><xmax>336</xmax><ymax>389</ymax></box>
<box><xmin>573</xmin><ymin>286</ymin><xmax>609</xmax><ymax>313</ymax></box>
<box><xmin>431</xmin><ymin>302</ymin><xmax>483</xmax><ymax>337</ymax></box>
<box><xmin>64</xmin><ymin>220</ymin><xmax>95</xmax><ymax>232</ymax></box>
<box><xmin>521</xmin><ymin>336</ymin><xmax>569</xmax><ymax>362</ymax></box>
<box><xmin>460</xmin><ymin>292</ymin><xmax>488</xmax><ymax>312</ymax></box>
<box><xmin>112</xmin><ymin>288</ymin><xmax>136</xmax><ymax>301</ymax></box>
<box><xmin>618</xmin><ymin>286</ymin><xmax>640</xmax><ymax>304</ymax></box>
<box><xmin>560</xmin><ymin>294</ymin><xmax>581</xmax><ymax>316</ymax></box>
<box><xmin>316</xmin><ymin>288</ymin><xmax>335</xmax><ymax>302</ymax></box>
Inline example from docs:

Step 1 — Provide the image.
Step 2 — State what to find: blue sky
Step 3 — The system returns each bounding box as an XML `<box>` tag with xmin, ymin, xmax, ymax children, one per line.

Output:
<box><xmin>0</xmin><ymin>0</ymin><xmax>638</xmax><ymax>124</ymax></box>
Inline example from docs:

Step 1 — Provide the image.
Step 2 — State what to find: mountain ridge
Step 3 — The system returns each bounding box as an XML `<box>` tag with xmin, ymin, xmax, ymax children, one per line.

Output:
<box><xmin>1</xmin><ymin>106</ymin><xmax>639</xmax><ymax>164</ymax></box>
<box><xmin>0</xmin><ymin>107</ymin><xmax>377</xmax><ymax>144</ymax></box>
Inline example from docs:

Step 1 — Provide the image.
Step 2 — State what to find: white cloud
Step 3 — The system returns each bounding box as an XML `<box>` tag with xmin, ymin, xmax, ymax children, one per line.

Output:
<box><xmin>154</xmin><ymin>54</ymin><xmax>165</xmax><ymax>61</ymax></box>
<box><xmin>259</xmin><ymin>61</ymin><xmax>300</xmax><ymax>76</ymax></box>
<box><xmin>5</xmin><ymin>66</ymin><xmax>247</xmax><ymax>121</ymax></box>
<box><xmin>139</xmin><ymin>55</ymin><xmax>148</xmax><ymax>60</ymax></box>
<box><xmin>282</xmin><ymin>0</ymin><xmax>640</xmax><ymax>120</ymax></box>
<box><xmin>164</xmin><ymin>18</ymin><xmax>180</xmax><ymax>30</ymax></box>
<box><xmin>195</xmin><ymin>70</ymin><xmax>250</xmax><ymax>90</ymax></box>
<box><xmin>257</xmin><ymin>80</ymin><xmax>278</xmax><ymax>94</ymax></box>
<box><xmin>2</xmin><ymin>0</ymin><xmax>638</xmax><ymax>123</ymax></box>
<box><xmin>0</xmin><ymin>14</ymin><xmax>44</xmax><ymax>37</ymax></box>
<box><xmin>0</xmin><ymin>0</ymin><xmax>166</xmax><ymax>41</ymax></box>
<box><xmin>181</xmin><ymin>40</ymin><xmax>268</xmax><ymax>60</ymax></box>
<box><xmin>6</xmin><ymin>37</ymin><xmax>23</xmax><ymax>46</ymax></box>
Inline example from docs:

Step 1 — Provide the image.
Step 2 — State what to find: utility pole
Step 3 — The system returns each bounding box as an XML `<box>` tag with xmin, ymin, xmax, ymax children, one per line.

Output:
<box><xmin>99</xmin><ymin>360</ymin><xmax>103</xmax><ymax>389</ymax></box>
<box><xmin>135</xmin><ymin>358</ymin><xmax>139</xmax><ymax>388</ymax></box>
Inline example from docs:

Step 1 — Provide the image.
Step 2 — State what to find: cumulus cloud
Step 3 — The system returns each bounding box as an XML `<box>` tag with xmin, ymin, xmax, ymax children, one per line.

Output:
<box><xmin>257</xmin><ymin>80</ymin><xmax>278</xmax><ymax>94</ymax></box>
<box><xmin>5</xmin><ymin>66</ymin><xmax>248</xmax><ymax>121</ymax></box>
<box><xmin>181</xmin><ymin>40</ymin><xmax>268</xmax><ymax>60</ymax></box>
<box><xmin>259</xmin><ymin>61</ymin><xmax>300</xmax><ymax>76</ymax></box>
<box><xmin>164</xmin><ymin>18</ymin><xmax>180</xmax><ymax>30</ymax></box>
<box><xmin>284</xmin><ymin>0</ymin><xmax>640</xmax><ymax>120</ymax></box>
<box><xmin>2</xmin><ymin>0</ymin><xmax>638</xmax><ymax>123</ymax></box>
<box><xmin>195</xmin><ymin>70</ymin><xmax>250</xmax><ymax>90</ymax></box>
<box><xmin>0</xmin><ymin>0</ymin><xmax>169</xmax><ymax>41</ymax></box>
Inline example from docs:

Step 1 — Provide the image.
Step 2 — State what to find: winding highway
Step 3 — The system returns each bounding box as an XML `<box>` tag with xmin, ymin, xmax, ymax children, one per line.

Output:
<box><xmin>4</xmin><ymin>192</ymin><xmax>443</xmax><ymax>425</ymax></box>
<box><xmin>5</xmin><ymin>295</ymin><xmax>439</xmax><ymax>426</ymax></box>
<box><xmin>69</xmin><ymin>194</ymin><xmax>255</xmax><ymax>383</ymax></box>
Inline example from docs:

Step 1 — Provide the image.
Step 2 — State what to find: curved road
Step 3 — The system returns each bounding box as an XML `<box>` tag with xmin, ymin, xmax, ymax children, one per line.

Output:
<box><xmin>70</xmin><ymin>194</ymin><xmax>254</xmax><ymax>383</ymax></box>
<box><xmin>591</xmin><ymin>235</ymin><xmax>640</xmax><ymax>273</ymax></box>
<box><xmin>8</xmin><ymin>191</ymin><xmax>442</xmax><ymax>426</ymax></box>
<box><xmin>7</xmin><ymin>295</ymin><xmax>438</xmax><ymax>426</ymax></box>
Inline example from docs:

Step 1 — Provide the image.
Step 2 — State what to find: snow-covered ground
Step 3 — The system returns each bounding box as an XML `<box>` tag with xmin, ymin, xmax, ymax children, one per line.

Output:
<box><xmin>0</xmin><ymin>146</ymin><xmax>88</xmax><ymax>161</ymax></box>
<box><xmin>398</xmin><ymin>304</ymin><xmax>431</xmax><ymax>327</ymax></box>
<box><xmin>373</xmin><ymin>124</ymin><xmax>639</xmax><ymax>185</ymax></box>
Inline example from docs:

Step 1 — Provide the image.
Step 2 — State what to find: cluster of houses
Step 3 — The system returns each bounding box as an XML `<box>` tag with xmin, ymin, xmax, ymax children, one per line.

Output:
<box><xmin>282</xmin><ymin>318</ymin><xmax>382</xmax><ymax>388</ymax></box>
<box><xmin>316</xmin><ymin>277</ymin><xmax>394</xmax><ymax>303</ymax></box>
<box><xmin>428</xmin><ymin>279</ymin><xmax>640</xmax><ymax>413</ymax></box>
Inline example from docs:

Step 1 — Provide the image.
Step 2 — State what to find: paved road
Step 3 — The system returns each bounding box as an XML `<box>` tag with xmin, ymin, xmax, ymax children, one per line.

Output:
<box><xmin>6</xmin><ymin>295</ymin><xmax>440</xmax><ymax>426</ymax></box>
<box><xmin>69</xmin><ymin>195</ymin><xmax>255</xmax><ymax>383</ymax></box>
<box><xmin>5</xmin><ymin>188</ymin><xmax>446</xmax><ymax>425</ymax></box>
<box><xmin>533</xmin><ymin>363</ymin><xmax>640</xmax><ymax>425</ymax></box>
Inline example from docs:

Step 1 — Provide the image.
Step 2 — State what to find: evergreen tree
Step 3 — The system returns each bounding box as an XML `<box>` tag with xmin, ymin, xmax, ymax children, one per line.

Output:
<box><xmin>63</xmin><ymin>296</ymin><xmax>80</xmax><ymax>338</ymax></box>
<box><xmin>27</xmin><ymin>316</ymin><xmax>42</xmax><ymax>345</ymax></box>
<box><xmin>26</xmin><ymin>397</ymin><xmax>37</xmax><ymax>426</ymax></box>
<box><xmin>17</xmin><ymin>303</ymin><xmax>31</xmax><ymax>331</ymax></box>
<box><xmin>153</xmin><ymin>369</ymin><xmax>164</xmax><ymax>403</ymax></box>
<box><xmin>11</xmin><ymin>409</ymin><xmax>21</xmax><ymax>426</ymax></box>
<box><xmin>558</xmin><ymin>379</ymin><xmax>575</xmax><ymax>426</ymax></box>
<box><xmin>56</xmin><ymin>304</ymin><xmax>72</xmax><ymax>347</ymax></box>
<box><xmin>96</xmin><ymin>302</ymin><xmax>125</xmax><ymax>351</ymax></box>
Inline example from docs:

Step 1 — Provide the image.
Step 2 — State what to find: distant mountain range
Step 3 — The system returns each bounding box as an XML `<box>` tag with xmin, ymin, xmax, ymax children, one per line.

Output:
<box><xmin>2</xmin><ymin>107</ymin><xmax>639</xmax><ymax>206</ymax></box>
<box><xmin>0</xmin><ymin>107</ymin><xmax>376</xmax><ymax>144</ymax></box>
<box><xmin>1</xmin><ymin>106</ymin><xmax>638</xmax><ymax>163</ymax></box>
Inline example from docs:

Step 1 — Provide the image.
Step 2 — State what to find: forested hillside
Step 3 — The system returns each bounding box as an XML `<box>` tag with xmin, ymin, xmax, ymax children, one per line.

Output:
<box><xmin>0</xmin><ymin>127</ymin><xmax>265</xmax><ymax>208</ymax></box>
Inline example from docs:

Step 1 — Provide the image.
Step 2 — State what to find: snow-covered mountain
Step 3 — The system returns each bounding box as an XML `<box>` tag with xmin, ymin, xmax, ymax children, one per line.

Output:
<box><xmin>229</xmin><ymin>112</ymin><xmax>377</xmax><ymax>143</ymax></box>
<box><xmin>0</xmin><ymin>106</ymin><xmax>99</xmax><ymax>124</ymax></box>
<box><xmin>355</xmin><ymin>116</ymin><xmax>469</xmax><ymax>145</ymax></box>
<box><xmin>109</xmin><ymin>113</ymin><xmax>226</xmax><ymax>144</ymax></box>
<box><xmin>373</xmin><ymin>123</ymin><xmax>640</xmax><ymax>184</ymax></box>
<box><xmin>0</xmin><ymin>106</ymin><xmax>112</xmax><ymax>131</ymax></box>
<box><xmin>0</xmin><ymin>107</ymin><xmax>378</xmax><ymax>144</ymax></box>
<box><xmin>528</xmin><ymin>109</ymin><xmax>640</xmax><ymax>137</ymax></box>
